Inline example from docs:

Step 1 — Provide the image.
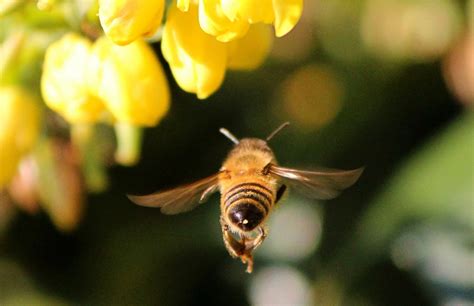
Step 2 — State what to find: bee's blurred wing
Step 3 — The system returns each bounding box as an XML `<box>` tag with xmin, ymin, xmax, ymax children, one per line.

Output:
<box><xmin>268</xmin><ymin>165</ymin><xmax>363</xmax><ymax>200</ymax></box>
<box><xmin>127</xmin><ymin>173</ymin><xmax>220</xmax><ymax>215</ymax></box>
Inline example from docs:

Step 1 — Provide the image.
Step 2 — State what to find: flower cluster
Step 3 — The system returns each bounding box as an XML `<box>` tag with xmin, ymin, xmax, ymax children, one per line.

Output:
<box><xmin>42</xmin><ymin>32</ymin><xmax>170</xmax><ymax>126</ymax></box>
<box><xmin>179</xmin><ymin>0</ymin><xmax>303</xmax><ymax>41</ymax></box>
<box><xmin>38</xmin><ymin>0</ymin><xmax>302</xmax><ymax>163</ymax></box>
<box><xmin>98</xmin><ymin>0</ymin><xmax>302</xmax><ymax>97</ymax></box>
<box><xmin>161</xmin><ymin>3</ymin><xmax>273</xmax><ymax>99</ymax></box>
<box><xmin>38</xmin><ymin>0</ymin><xmax>302</xmax><ymax>165</ymax></box>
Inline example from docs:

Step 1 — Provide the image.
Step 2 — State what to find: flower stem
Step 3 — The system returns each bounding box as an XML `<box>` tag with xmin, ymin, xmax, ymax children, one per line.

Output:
<box><xmin>114</xmin><ymin>123</ymin><xmax>143</xmax><ymax>166</ymax></box>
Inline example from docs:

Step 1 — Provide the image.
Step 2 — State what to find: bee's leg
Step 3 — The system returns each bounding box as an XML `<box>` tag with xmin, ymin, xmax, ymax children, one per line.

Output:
<box><xmin>237</xmin><ymin>232</ymin><xmax>254</xmax><ymax>273</ymax></box>
<box><xmin>220</xmin><ymin>218</ymin><xmax>255</xmax><ymax>272</ymax></box>
<box><xmin>238</xmin><ymin>227</ymin><xmax>267</xmax><ymax>273</ymax></box>
<box><xmin>247</xmin><ymin>226</ymin><xmax>267</xmax><ymax>252</ymax></box>
<box><xmin>220</xmin><ymin>216</ymin><xmax>245</xmax><ymax>258</ymax></box>
<box><xmin>241</xmin><ymin>253</ymin><xmax>254</xmax><ymax>273</ymax></box>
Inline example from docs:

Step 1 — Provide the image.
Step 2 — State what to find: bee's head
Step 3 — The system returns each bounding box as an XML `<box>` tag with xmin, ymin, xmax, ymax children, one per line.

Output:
<box><xmin>228</xmin><ymin>203</ymin><xmax>264</xmax><ymax>232</ymax></box>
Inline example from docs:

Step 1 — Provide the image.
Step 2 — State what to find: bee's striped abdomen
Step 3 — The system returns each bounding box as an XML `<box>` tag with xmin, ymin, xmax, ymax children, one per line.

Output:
<box><xmin>223</xmin><ymin>182</ymin><xmax>274</xmax><ymax>217</ymax></box>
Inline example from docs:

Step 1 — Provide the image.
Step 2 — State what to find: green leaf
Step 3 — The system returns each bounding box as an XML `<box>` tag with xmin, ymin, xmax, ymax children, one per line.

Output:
<box><xmin>316</xmin><ymin>111</ymin><xmax>474</xmax><ymax>304</ymax></box>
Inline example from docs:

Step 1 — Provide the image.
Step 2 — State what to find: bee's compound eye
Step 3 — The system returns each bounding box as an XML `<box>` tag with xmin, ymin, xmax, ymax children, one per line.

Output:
<box><xmin>228</xmin><ymin>203</ymin><xmax>263</xmax><ymax>231</ymax></box>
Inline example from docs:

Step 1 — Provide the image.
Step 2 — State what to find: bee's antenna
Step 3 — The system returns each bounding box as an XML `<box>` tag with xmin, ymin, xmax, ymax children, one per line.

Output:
<box><xmin>219</xmin><ymin>128</ymin><xmax>239</xmax><ymax>144</ymax></box>
<box><xmin>266</xmin><ymin>122</ymin><xmax>290</xmax><ymax>141</ymax></box>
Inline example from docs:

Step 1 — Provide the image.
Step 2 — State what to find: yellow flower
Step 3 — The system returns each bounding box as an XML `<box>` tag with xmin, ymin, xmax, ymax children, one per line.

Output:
<box><xmin>0</xmin><ymin>86</ymin><xmax>40</xmax><ymax>188</ymax></box>
<box><xmin>43</xmin><ymin>33</ymin><xmax>169</xmax><ymax>166</ymax></box>
<box><xmin>162</xmin><ymin>2</ymin><xmax>273</xmax><ymax>98</ymax></box>
<box><xmin>98</xmin><ymin>0</ymin><xmax>165</xmax><ymax>45</ymax></box>
<box><xmin>41</xmin><ymin>33</ymin><xmax>105</xmax><ymax>124</ymax></box>
<box><xmin>88</xmin><ymin>37</ymin><xmax>170</xmax><ymax>126</ymax></box>
<box><xmin>179</xmin><ymin>0</ymin><xmax>303</xmax><ymax>40</ymax></box>
<box><xmin>162</xmin><ymin>2</ymin><xmax>227</xmax><ymax>99</ymax></box>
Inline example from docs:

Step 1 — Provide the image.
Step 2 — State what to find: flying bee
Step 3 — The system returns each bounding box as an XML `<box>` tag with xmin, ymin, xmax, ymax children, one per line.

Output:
<box><xmin>128</xmin><ymin>122</ymin><xmax>363</xmax><ymax>273</ymax></box>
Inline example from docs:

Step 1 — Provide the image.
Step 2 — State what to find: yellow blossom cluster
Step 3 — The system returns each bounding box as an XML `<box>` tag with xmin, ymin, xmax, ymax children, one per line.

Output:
<box><xmin>178</xmin><ymin>0</ymin><xmax>303</xmax><ymax>41</ymax></box>
<box><xmin>38</xmin><ymin>0</ymin><xmax>302</xmax><ymax>167</ymax></box>
<box><xmin>99</xmin><ymin>0</ymin><xmax>302</xmax><ymax>44</ymax></box>
<box><xmin>41</xmin><ymin>33</ymin><xmax>170</xmax><ymax>126</ymax></box>
<box><xmin>41</xmin><ymin>0</ymin><xmax>304</xmax><ymax>126</ymax></box>
<box><xmin>97</xmin><ymin>0</ymin><xmax>302</xmax><ymax>98</ymax></box>
<box><xmin>162</xmin><ymin>3</ymin><xmax>273</xmax><ymax>99</ymax></box>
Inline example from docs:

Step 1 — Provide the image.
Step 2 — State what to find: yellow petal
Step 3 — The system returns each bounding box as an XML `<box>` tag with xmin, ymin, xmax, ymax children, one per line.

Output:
<box><xmin>0</xmin><ymin>86</ymin><xmax>40</xmax><ymax>187</ymax></box>
<box><xmin>177</xmin><ymin>0</ymin><xmax>190</xmax><ymax>11</ymax></box>
<box><xmin>221</xmin><ymin>0</ymin><xmax>274</xmax><ymax>24</ymax></box>
<box><xmin>99</xmin><ymin>0</ymin><xmax>165</xmax><ymax>45</ymax></box>
<box><xmin>228</xmin><ymin>24</ymin><xmax>273</xmax><ymax>70</ymax></box>
<box><xmin>41</xmin><ymin>33</ymin><xmax>105</xmax><ymax>124</ymax></box>
<box><xmin>272</xmin><ymin>0</ymin><xmax>303</xmax><ymax>37</ymax></box>
<box><xmin>90</xmin><ymin>37</ymin><xmax>170</xmax><ymax>126</ymax></box>
<box><xmin>162</xmin><ymin>2</ymin><xmax>227</xmax><ymax>99</ymax></box>
<box><xmin>198</xmin><ymin>0</ymin><xmax>250</xmax><ymax>42</ymax></box>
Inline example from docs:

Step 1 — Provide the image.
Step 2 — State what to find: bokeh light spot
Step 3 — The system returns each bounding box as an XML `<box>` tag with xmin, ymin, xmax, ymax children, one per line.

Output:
<box><xmin>278</xmin><ymin>64</ymin><xmax>343</xmax><ymax>131</ymax></box>
<box><xmin>361</xmin><ymin>0</ymin><xmax>463</xmax><ymax>62</ymax></box>
<box><xmin>249</xmin><ymin>266</ymin><xmax>313</xmax><ymax>306</ymax></box>
<box><xmin>260</xmin><ymin>197</ymin><xmax>322</xmax><ymax>261</ymax></box>
<box><xmin>443</xmin><ymin>33</ymin><xmax>474</xmax><ymax>107</ymax></box>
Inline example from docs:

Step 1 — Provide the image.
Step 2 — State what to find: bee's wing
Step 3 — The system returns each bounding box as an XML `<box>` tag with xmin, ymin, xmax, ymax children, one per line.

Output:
<box><xmin>127</xmin><ymin>173</ymin><xmax>220</xmax><ymax>215</ymax></box>
<box><xmin>268</xmin><ymin>164</ymin><xmax>363</xmax><ymax>200</ymax></box>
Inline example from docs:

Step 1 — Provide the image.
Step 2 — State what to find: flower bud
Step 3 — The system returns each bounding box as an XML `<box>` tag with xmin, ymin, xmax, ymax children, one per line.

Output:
<box><xmin>41</xmin><ymin>33</ymin><xmax>105</xmax><ymax>124</ymax></box>
<box><xmin>88</xmin><ymin>36</ymin><xmax>170</xmax><ymax>126</ymax></box>
<box><xmin>0</xmin><ymin>86</ymin><xmax>40</xmax><ymax>187</ymax></box>
<box><xmin>99</xmin><ymin>0</ymin><xmax>165</xmax><ymax>45</ymax></box>
<box><xmin>162</xmin><ymin>2</ymin><xmax>227</xmax><ymax>99</ymax></box>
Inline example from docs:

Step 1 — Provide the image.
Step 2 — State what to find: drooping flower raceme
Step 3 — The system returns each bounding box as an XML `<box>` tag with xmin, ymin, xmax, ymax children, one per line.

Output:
<box><xmin>162</xmin><ymin>1</ymin><xmax>273</xmax><ymax>99</ymax></box>
<box><xmin>42</xmin><ymin>33</ymin><xmax>170</xmax><ymax>165</ymax></box>
<box><xmin>98</xmin><ymin>0</ymin><xmax>165</xmax><ymax>45</ymax></box>
<box><xmin>179</xmin><ymin>0</ymin><xmax>303</xmax><ymax>42</ymax></box>
<box><xmin>0</xmin><ymin>86</ymin><xmax>40</xmax><ymax>188</ymax></box>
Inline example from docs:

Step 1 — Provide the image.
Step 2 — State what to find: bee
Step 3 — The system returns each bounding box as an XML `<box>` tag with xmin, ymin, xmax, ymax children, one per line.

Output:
<box><xmin>128</xmin><ymin>122</ymin><xmax>363</xmax><ymax>273</ymax></box>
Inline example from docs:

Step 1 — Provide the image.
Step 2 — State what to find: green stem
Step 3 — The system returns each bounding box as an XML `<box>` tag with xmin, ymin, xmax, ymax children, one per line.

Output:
<box><xmin>114</xmin><ymin>123</ymin><xmax>143</xmax><ymax>166</ymax></box>
<box><xmin>71</xmin><ymin>124</ymin><xmax>108</xmax><ymax>192</ymax></box>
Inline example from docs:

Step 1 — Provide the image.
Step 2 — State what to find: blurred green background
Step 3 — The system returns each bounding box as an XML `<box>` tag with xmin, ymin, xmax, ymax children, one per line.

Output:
<box><xmin>1</xmin><ymin>0</ymin><xmax>473</xmax><ymax>305</ymax></box>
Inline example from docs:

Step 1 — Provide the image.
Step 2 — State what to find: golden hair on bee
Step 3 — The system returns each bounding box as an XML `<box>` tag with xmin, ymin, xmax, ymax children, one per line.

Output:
<box><xmin>128</xmin><ymin>122</ymin><xmax>363</xmax><ymax>273</ymax></box>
